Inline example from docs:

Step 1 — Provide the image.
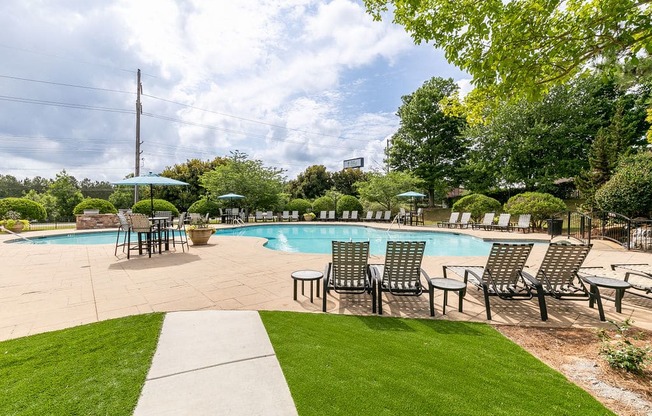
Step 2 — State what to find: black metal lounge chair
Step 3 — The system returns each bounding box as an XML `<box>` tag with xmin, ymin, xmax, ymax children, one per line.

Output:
<box><xmin>444</xmin><ymin>243</ymin><xmax>539</xmax><ymax>320</ymax></box>
<box><xmin>610</xmin><ymin>263</ymin><xmax>652</xmax><ymax>300</ymax></box>
<box><xmin>323</xmin><ymin>241</ymin><xmax>375</xmax><ymax>313</ymax></box>
<box><xmin>372</xmin><ymin>241</ymin><xmax>431</xmax><ymax>315</ymax></box>
<box><xmin>520</xmin><ymin>243</ymin><xmax>593</xmax><ymax>321</ymax></box>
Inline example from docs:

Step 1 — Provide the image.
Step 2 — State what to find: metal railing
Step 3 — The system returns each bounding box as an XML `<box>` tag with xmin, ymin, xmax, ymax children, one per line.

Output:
<box><xmin>25</xmin><ymin>222</ymin><xmax>76</xmax><ymax>231</ymax></box>
<box><xmin>551</xmin><ymin>211</ymin><xmax>592</xmax><ymax>245</ymax></box>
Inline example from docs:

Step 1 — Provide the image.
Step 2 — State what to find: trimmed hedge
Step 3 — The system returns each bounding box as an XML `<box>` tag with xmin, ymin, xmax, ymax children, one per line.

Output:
<box><xmin>336</xmin><ymin>195</ymin><xmax>363</xmax><ymax>216</ymax></box>
<box><xmin>188</xmin><ymin>198</ymin><xmax>221</xmax><ymax>217</ymax></box>
<box><xmin>0</xmin><ymin>197</ymin><xmax>47</xmax><ymax>221</ymax></box>
<box><xmin>286</xmin><ymin>198</ymin><xmax>312</xmax><ymax>215</ymax></box>
<box><xmin>73</xmin><ymin>198</ymin><xmax>117</xmax><ymax>215</ymax></box>
<box><xmin>503</xmin><ymin>192</ymin><xmax>566</xmax><ymax>229</ymax></box>
<box><xmin>132</xmin><ymin>199</ymin><xmax>179</xmax><ymax>216</ymax></box>
<box><xmin>312</xmin><ymin>196</ymin><xmax>335</xmax><ymax>213</ymax></box>
<box><xmin>452</xmin><ymin>194</ymin><xmax>501</xmax><ymax>222</ymax></box>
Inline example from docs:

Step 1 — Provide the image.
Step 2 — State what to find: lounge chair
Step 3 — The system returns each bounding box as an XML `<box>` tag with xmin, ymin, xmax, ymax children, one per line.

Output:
<box><xmin>490</xmin><ymin>213</ymin><xmax>511</xmax><ymax>231</ymax></box>
<box><xmin>328</xmin><ymin>210</ymin><xmax>336</xmax><ymax>221</ymax></box>
<box><xmin>341</xmin><ymin>211</ymin><xmax>350</xmax><ymax>221</ymax></box>
<box><xmin>255</xmin><ymin>211</ymin><xmax>264</xmax><ymax>222</ymax></box>
<box><xmin>319</xmin><ymin>211</ymin><xmax>328</xmax><ymax>221</ymax></box>
<box><xmin>364</xmin><ymin>211</ymin><xmax>373</xmax><ymax>221</ymax></box>
<box><xmin>281</xmin><ymin>211</ymin><xmax>290</xmax><ymax>221</ymax></box>
<box><xmin>323</xmin><ymin>241</ymin><xmax>376</xmax><ymax>313</ymax></box>
<box><xmin>437</xmin><ymin>212</ymin><xmax>459</xmax><ymax>228</ymax></box>
<box><xmin>512</xmin><ymin>214</ymin><xmax>532</xmax><ymax>233</ymax></box>
<box><xmin>610</xmin><ymin>263</ymin><xmax>652</xmax><ymax>300</ymax></box>
<box><xmin>443</xmin><ymin>243</ymin><xmax>536</xmax><ymax>320</ymax></box>
<box><xmin>455</xmin><ymin>212</ymin><xmax>472</xmax><ymax>229</ymax></box>
<box><xmin>374</xmin><ymin>211</ymin><xmax>383</xmax><ymax>221</ymax></box>
<box><xmin>350</xmin><ymin>211</ymin><xmax>358</xmax><ymax>221</ymax></box>
<box><xmin>383</xmin><ymin>211</ymin><xmax>391</xmax><ymax>222</ymax></box>
<box><xmin>291</xmin><ymin>211</ymin><xmax>299</xmax><ymax>221</ymax></box>
<box><xmin>520</xmin><ymin>243</ymin><xmax>593</xmax><ymax>321</ymax></box>
<box><xmin>266</xmin><ymin>210</ymin><xmax>274</xmax><ymax>221</ymax></box>
<box><xmin>472</xmin><ymin>213</ymin><xmax>494</xmax><ymax>230</ymax></box>
<box><xmin>372</xmin><ymin>241</ymin><xmax>431</xmax><ymax>315</ymax></box>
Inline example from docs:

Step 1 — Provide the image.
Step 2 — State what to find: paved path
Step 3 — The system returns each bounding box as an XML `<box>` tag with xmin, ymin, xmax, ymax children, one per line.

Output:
<box><xmin>133</xmin><ymin>310</ymin><xmax>298</xmax><ymax>416</ymax></box>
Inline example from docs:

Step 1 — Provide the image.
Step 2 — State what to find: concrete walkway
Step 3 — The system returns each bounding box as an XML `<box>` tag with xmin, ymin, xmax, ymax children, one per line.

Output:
<box><xmin>133</xmin><ymin>310</ymin><xmax>298</xmax><ymax>416</ymax></box>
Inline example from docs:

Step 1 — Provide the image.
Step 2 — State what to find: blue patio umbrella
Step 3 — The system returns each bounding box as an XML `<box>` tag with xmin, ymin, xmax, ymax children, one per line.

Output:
<box><xmin>397</xmin><ymin>191</ymin><xmax>427</xmax><ymax>212</ymax></box>
<box><xmin>112</xmin><ymin>172</ymin><xmax>189</xmax><ymax>216</ymax></box>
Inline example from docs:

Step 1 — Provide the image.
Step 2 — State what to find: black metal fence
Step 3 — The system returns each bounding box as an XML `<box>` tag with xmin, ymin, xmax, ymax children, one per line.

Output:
<box><xmin>552</xmin><ymin>211</ymin><xmax>652</xmax><ymax>252</ymax></box>
<box><xmin>27</xmin><ymin>222</ymin><xmax>76</xmax><ymax>231</ymax></box>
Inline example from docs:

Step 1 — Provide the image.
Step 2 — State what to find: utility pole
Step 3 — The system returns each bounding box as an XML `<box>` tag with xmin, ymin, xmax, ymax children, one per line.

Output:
<box><xmin>134</xmin><ymin>69</ymin><xmax>143</xmax><ymax>204</ymax></box>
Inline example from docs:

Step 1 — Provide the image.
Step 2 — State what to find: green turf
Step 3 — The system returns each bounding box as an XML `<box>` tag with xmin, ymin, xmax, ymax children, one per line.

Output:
<box><xmin>0</xmin><ymin>313</ymin><xmax>164</xmax><ymax>416</ymax></box>
<box><xmin>260</xmin><ymin>311</ymin><xmax>614</xmax><ymax>416</ymax></box>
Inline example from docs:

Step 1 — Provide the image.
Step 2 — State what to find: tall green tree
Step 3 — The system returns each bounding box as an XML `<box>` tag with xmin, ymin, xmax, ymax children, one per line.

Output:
<box><xmin>79</xmin><ymin>178</ymin><xmax>113</xmax><ymax>200</ymax></box>
<box><xmin>331</xmin><ymin>168</ymin><xmax>367</xmax><ymax>196</ymax></box>
<box><xmin>355</xmin><ymin>171</ymin><xmax>423</xmax><ymax>211</ymax></box>
<box><xmin>47</xmin><ymin>170</ymin><xmax>83</xmax><ymax>220</ymax></box>
<box><xmin>158</xmin><ymin>157</ymin><xmax>228</xmax><ymax>210</ymax></box>
<box><xmin>286</xmin><ymin>165</ymin><xmax>333</xmax><ymax>199</ymax></box>
<box><xmin>365</xmin><ymin>0</ymin><xmax>652</xmax><ymax>99</ymax></box>
<box><xmin>387</xmin><ymin>77</ymin><xmax>467</xmax><ymax>203</ymax></box>
<box><xmin>0</xmin><ymin>175</ymin><xmax>25</xmax><ymax>198</ymax></box>
<box><xmin>200</xmin><ymin>151</ymin><xmax>286</xmax><ymax>212</ymax></box>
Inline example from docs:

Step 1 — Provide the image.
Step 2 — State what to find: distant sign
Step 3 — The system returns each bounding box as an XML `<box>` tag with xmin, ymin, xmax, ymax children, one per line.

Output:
<box><xmin>343</xmin><ymin>157</ymin><xmax>364</xmax><ymax>169</ymax></box>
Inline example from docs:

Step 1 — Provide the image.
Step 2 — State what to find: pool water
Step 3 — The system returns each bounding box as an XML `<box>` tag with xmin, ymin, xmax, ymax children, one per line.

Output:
<box><xmin>6</xmin><ymin>231</ymin><xmax>177</xmax><ymax>246</ymax></box>
<box><xmin>215</xmin><ymin>224</ymin><xmax>494</xmax><ymax>256</ymax></box>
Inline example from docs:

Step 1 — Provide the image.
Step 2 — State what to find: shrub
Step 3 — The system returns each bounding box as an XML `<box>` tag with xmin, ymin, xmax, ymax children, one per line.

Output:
<box><xmin>336</xmin><ymin>195</ymin><xmax>363</xmax><ymax>216</ymax></box>
<box><xmin>188</xmin><ymin>198</ymin><xmax>221</xmax><ymax>217</ymax></box>
<box><xmin>452</xmin><ymin>194</ymin><xmax>501</xmax><ymax>222</ymax></box>
<box><xmin>312</xmin><ymin>196</ymin><xmax>335</xmax><ymax>213</ymax></box>
<box><xmin>594</xmin><ymin>152</ymin><xmax>652</xmax><ymax>218</ymax></box>
<box><xmin>503</xmin><ymin>192</ymin><xmax>566</xmax><ymax>229</ymax></box>
<box><xmin>131</xmin><ymin>199</ymin><xmax>179</xmax><ymax>216</ymax></box>
<box><xmin>598</xmin><ymin>320</ymin><xmax>651</xmax><ymax>373</ymax></box>
<box><xmin>286</xmin><ymin>198</ymin><xmax>312</xmax><ymax>215</ymax></box>
<box><xmin>0</xmin><ymin>197</ymin><xmax>47</xmax><ymax>221</ymax></box>
<box><xmin>73</xmin><ymin>198</ymin><xmax>117</xmax><ymax>215</ymax></box>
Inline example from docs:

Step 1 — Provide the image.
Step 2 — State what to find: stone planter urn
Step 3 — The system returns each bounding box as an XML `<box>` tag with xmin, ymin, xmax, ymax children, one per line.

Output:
<box><xmin>188</xmin><ymin>228</ymin><xmax>214</xmax><ymax>245</ymax></box>
<box><xmin>303</xmin><ymin>213</ymin><xmax>315</xmax><ymax>221</ymax></box>
<box><xmin>10</xmin><ymin>222</ymin><xmax>24</xmax><ymax>233</ymax></box>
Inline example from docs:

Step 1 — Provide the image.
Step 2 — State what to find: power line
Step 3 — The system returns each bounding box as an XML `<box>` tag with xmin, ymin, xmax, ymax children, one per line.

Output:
<box><xmin>0</xmin><ymin>74</ymin><xmax>135</xmax><ymax>95</ymax></box>
<box><xmin>0</xmin><ymin>95</ymin><xmax>135</xmax><ymax>114</ymax></box>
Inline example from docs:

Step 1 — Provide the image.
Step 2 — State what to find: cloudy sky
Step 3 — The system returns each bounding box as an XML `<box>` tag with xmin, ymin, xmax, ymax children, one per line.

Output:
<box><xmin>0</xmin><ymin>0</ymin><xmax>469</xmax><ymax>183</ymax></box>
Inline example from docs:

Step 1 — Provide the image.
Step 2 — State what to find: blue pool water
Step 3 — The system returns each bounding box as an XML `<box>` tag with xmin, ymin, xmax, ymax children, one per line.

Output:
<box><xmin>215</xmin><ymin>224</ymin><xmax>495</xmax><ymax>256</ymax></box>
<box><xmin>6</xmin><ymin>231</ymin><xmax>175</xmax><ymax>245</ymax></box>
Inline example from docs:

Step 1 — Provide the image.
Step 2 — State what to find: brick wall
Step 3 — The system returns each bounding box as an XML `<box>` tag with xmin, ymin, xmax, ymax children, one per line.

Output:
<box><xmin>75</xmin><ymin>214</ymin><xmax>120</xmax><ymax>230</ymax></box>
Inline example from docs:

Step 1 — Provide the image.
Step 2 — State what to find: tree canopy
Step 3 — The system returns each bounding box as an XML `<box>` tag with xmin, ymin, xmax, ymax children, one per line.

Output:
<box><xmin>355</xmin><ymin>171</ymin><xmax>424</xmax><ymax>211</ymax></box>
<box><xmin>364</xmin><ymin>0</ymin><xmax>652</xmax><ymax>99</ymax></box>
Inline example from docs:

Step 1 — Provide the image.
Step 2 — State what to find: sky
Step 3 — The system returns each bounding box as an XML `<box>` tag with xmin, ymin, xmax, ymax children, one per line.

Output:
<box><xmin>0</xmin><ymin>0</ymin><xmax>470</xmax><ymax>183</ymax></box>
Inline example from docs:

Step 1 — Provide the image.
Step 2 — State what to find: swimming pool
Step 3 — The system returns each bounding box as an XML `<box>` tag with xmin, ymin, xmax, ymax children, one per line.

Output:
<box><xmin>5</xmin><ymin>231</ymin><xmax>163</xmax><ymax>245</ymax></box>
<box><xmin>216</xmin><ymin>224</ymin><xmax>498</xmax><ymax>256</ymax></box>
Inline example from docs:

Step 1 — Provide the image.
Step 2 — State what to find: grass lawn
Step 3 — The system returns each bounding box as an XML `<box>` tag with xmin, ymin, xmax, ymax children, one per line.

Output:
<box><xmin>0</xmin><ymin>313</ymin><xmax>163</xmax><ymax>416</ymax></box>
<box><xmin>261</xmin><ymin>311</ymin><xmax>614</xmax><ymax>416</ymax></box>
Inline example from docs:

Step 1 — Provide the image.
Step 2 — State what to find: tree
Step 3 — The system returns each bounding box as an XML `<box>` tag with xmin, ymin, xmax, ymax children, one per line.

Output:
<box><xmin>364</xmin><ymin>0</ymin><xmax>652</xmax><ymax>99</ymax></box>
<box><xmin>79</xmin><ymin>179</ymin><xmax>113</xmax><ymax>200</ymax></box>
<box><xmin>331</xmin><ymin>168</ymin><xmax>367</xmax><ymax>196</ymax></box>
<box><xmin>595</xmin><ymin>152</ymin><xmax>652</xmax><ymax>217</ymax></box>
<box><xmin>0</xmin><ymin>175</ymin><xmax>25</xmax><ymax>198</ymax></box>
<box><xmin>200</xmin><ymin>151</ymin><xmax>286</xmax><ymax>212</ymax></box>
<box><xmin>47</xmin><ymin>170</ymin><xmax>83</xmax><ymax>220</ymax></box>
<box><xmin>286</xmin><ymin>165</ymin><xmax>333</xmax><ymax>199</ymax></box>
<box><xmin>24</xmin><ymin>190</ymin><xmax>58</xmax><ymax>221</ymax></box>
<box><xmin>109</xmin><ymin>186</ymin><xmax>138</xmax><ymax>210</ymax></box>
<box><xmin>158</xmin><ymin>157</ymin><xmax>227</xmax><ymax>211</ymax></box>
<box><xmin>355</xmin><ymin>171</ymin><xmax>423</xmax><ymax>212</ymax></box>
<box><xmin>387</xmin><ymin>77</ymin><xmax>467</xmax><ymax>203</ymax></box>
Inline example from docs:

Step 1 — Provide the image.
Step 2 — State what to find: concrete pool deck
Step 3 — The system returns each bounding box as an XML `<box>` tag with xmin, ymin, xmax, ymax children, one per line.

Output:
<box><xmin>1</xmin><ymin>221</ymin><xmax>651</xmax><ymax>342</ymax></box>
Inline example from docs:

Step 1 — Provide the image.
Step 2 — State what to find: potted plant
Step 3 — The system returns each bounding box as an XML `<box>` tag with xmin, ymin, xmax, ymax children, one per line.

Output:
<box><xmin>303</xmin><ymin>212</ymin><xmax>316</xmax><ymax>221</ymax></box>
<box><xmin>186</xmin><ymin>217</ymin><xmax>214</xmax><ymax>245</ymax></box>
<box><xmin>2</xmin><ymin>211</ymin><xmax>25</xmax><ymax>233</ymax></box>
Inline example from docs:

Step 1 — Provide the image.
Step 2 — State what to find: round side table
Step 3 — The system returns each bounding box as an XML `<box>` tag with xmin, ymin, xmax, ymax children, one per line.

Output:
<box><xmin>428</xmin><ymin>278</ymin><xmax>467</xmax><ymax>317</ymax></box>
<box><xmin>292</xmin><ymin>270</ymin><xmax>323</xmax><ymax>303</ymax></box>
<box><xmin>581</xmin><ymin>275</ymin><xmax>631</xmax><ymax>321</ymax></box>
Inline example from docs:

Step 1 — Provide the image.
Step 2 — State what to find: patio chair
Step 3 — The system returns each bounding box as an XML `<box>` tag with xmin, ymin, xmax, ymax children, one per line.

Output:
<box><xmin>410</xmin><ymin>208</ymin><xmax>424</xmax><ymax>226</ymax></box>
<box><xmin>374</xmin><ymin>211</ymin><xmax>383</xmax><ymax>221</ymax></box>
<box><xmin>472</xmin><ymin>213</ymin><xmax>495</xmax><ymax>230</ymax></box>
<box><xmin>125</xmin><ymin>213</ymin><xmax>155</xmax><ymax>259</ymax></box>
<box><xmin>255</xmin><ymin>211</ymin><xmax>264</xmax><ymax>222</ymax></box>
<box><xmin>372</xmin><ymin>241</ymin><xmax>431</xmax><ymax>315</ymax></box>
<box><xmin>512</xmin><ymin>214</ymin><xmax>532</xmax><ymax>233</ymax></box>
<box><xmin>266</xmin><ymin>210</ymin><xmax>274</xmax><ymax>221</ymax></box>
<box><xmin>437</xmin><ymin>212</ymin><xmax>459</xmax><ymax>228</ymax></box>
<box><xmin>114</xmin><ymin>212</ymin><xmax>131</xmax><ymax>256</ymax></box>
<box><xmin>383</xmin><ymin>211</ymin><xmax>392</xmax><ymax>222</ymax></box>
<box><xmin>610</xmin><ymin>263</ymin><xmax>652</xmax><ymax>300</ymax></box>
<box><xmin>364</xmin><ymin>211</ymin><xmax>373</xmax><ymax>221</ymax></box>
<box><xmin>168</xmin><ymin>211</ymin><xmax>189</xmax><ymax>252</ymax></box>
<box><xmin>290</xmin><ymin>211</ymin><xmax>299</xmax><ymax>221</ymax></box>
<box><xmin>490</xmin><ymin>213</ymin><xmax>511</xmax><ymax>231</ymax></box>
<box><xmin>281</xmin><ymin>211</ymin><xmax>290</xmax><ymax>221</ymax></box>
<box><xmin>443</xmin><ymin>243</ymin><xmax>536</xmax><ymax>320</ymax></box>
<box><xmin>341</xmin><ymin>211</ymin><xmax>350</xmax><ymax>221</ymax></box>
<box><xmin>319</xmin><ymin>211</ymin><xmax>328</xmax><ymax>221</ymax></box>
<box><xmin>328</xmin><ymin>210</ymin><xmax>336</xmax><ymax>220</ymax></box>
<box><xmin>455</xmin><ymin>212</ymin><xmax>472</xmax><ymax>229</ymax></box>
<box><xmin>520</xmin><ymin>243</ymin><xmax>593</xmax><ymax>321</ymax></box>
<box><xmin>350</xmin><ymin>211</ymin><xmax>359</xmax><ymax>221</ymax></box>
<box><xmin>323</xmin><ymin>241</ymin><xmax>376</xmax><ymax>313</ymax></box>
